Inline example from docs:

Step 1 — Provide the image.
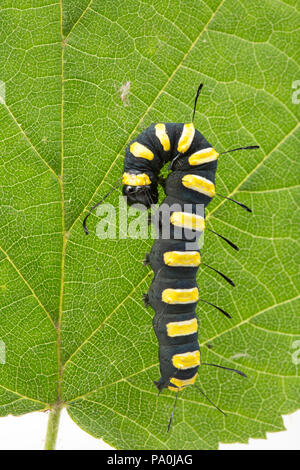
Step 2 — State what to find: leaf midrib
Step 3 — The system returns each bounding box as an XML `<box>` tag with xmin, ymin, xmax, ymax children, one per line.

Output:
<box><xmin>57</xmin><ymin>0</ymin><xmax>66</xmax><ymax>408</ymax></box>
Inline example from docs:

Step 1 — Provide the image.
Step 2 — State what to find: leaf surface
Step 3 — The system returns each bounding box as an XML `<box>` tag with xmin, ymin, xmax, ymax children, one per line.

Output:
<box><xmin>0</xmin><ymin>0</ymin><xmax>299</xmax><ymax>449</ymax></box>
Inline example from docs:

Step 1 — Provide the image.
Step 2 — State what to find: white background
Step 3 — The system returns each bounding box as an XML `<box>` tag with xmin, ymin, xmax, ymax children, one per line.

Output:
<box><xmin>0</xmin><ymin>408</ymin><xmax>299</xmax><ymax>450</ymax></box>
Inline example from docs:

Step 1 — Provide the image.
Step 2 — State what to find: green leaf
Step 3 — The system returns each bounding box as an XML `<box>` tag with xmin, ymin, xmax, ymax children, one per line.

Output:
<box><xmin>0</xmin><ymin>0</ymin><xmax>299</xmax><ymax>450</ymax></box>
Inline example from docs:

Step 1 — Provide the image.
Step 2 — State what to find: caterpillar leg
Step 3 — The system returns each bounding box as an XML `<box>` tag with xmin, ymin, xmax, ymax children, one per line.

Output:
<box><xmin>142</xmin><ymin>293</ymin><xmax>150</xmax><ymax>308</ymax></box>
<box><xmin>143</xmin><ymin>253</ymin><xmax>150</xmax><ymax>266</ymax></box>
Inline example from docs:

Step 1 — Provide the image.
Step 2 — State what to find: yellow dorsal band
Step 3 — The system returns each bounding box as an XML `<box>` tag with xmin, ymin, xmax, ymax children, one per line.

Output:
<box><xmin>130</xmin><ymin>142</ymin><xmax>154</xmax><ymax>160</ymax></box>
<box><xmin>155</xmin><ymin>123</ymin><xmax>170</xmax><ymax>151</ymax></box>
<box><xmin>163</xmin><ymin>251</ymin><xmax>201</xmax><ymax>267</ymax></box>
<box><xmin>189</xmin><ymin>147</ymin><xmax>219</xmax><ymax>165</ymax></box>
<box><xmin>172</xmin><ymin>351</ymin><xmax>200</xmax><ymax>370</ymax></box>
<box><xmin>166</xmin><ymin>318</ymin><xmax>198</xmax><ymax>337</ymax></box>
<box><xmin>122</xmin><ymin>172</ymin><xmax>151</xmax><ymax>186</ymax></box>
<box><xmin>177</xmin><ymin>123</ymin><xmax>195</xmax><ymax>153</ymax></box>
<box><xmin>170</xmin><ymin>212</ymin><xmax>205</xmax><ymax>232</ymax></box>
<box><xmin>168</xmin><ymin>373</ymin><xmax>198</xmax><ymax>391</ymax></box>
<box><xmin>162</xmin><ymin>287</ymin><xmax>199</xmax><ymax>304</ymax></box>
<box><xmin>182</xmin><ymin>174</ymin><xmax>215</xmax><ymax>198</ymax></box>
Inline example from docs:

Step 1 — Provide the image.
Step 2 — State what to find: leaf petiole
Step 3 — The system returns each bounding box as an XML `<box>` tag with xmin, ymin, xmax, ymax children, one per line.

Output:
<box><xmin>44</xmin><ymin>405</ymin><xmax>62</xmax><ymax>450</ymax></box>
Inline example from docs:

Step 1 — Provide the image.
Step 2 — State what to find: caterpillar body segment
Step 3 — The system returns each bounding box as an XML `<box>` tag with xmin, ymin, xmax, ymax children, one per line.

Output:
<box><xmin>146</xmin><ymin>239</ymin><xmax>201</xmax><ymax>280</ymax></box>
<box><xmin>189</xmin><ymin>147</ymin><xmax>219</xmax><ymax>166</ymax></box>
<box><xmin>164</xmin><ymin>165</ymin><xmax>217</xmax><ymax>205</ymax></box>
<box><xmin>154</xmin><ymin>342</ymin><xmax>201</xmax><ymax>392</ymax></box>
<box><xmin>168</xmin><ymin>374</ymin><xmax>198</xmax><ymax>392</ymax></box>
<box><xmin>153</xmin><ymin>313</ymin><xmax>199</xmax><ymax>346</ymax></box>
<box><xmin>122</xmin><ymin>122</ymin><xmax>217</xmax><ymax>393</ymax></box>
<box><xmin>148</xmin><ymin>276</ymin><xmax>200</xmax><ymax>314</ymax></box>
<box><xmin>152</xmin><ymin>194</ymin><xmax>206</xmax><ymax>244</ymax></box>
<box><xmin>164</xmin><ymin>251</ymin><xmax>201</xmax><ymax>268</ymax></box>
<box><xmin>167</xmin><ymin>317</ymin><xmax>198</xmax><ymax>338</ymax></box>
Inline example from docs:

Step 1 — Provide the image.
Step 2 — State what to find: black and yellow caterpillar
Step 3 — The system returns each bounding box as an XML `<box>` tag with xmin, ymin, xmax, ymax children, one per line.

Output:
<box><xmin>83</xmin><ymin>85</ymin><xmax>259</xmax><ymax>427</ymax></box>
<box><xmin>121</xmin><ymin>87</ymin><xmax>260</xmax><ymax>426</ymax></box>
<box><xmin>122</xmin><ymin>120</ymin><xmax>218</xmax><ymax>393</ymax></box>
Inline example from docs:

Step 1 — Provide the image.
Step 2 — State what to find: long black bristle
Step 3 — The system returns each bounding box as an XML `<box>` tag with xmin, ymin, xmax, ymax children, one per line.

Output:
<box><xmin>217</xmin><ymin>193</ymin><xmax>252</xmax><ymax>213</ymax></box>
<box><xmin>220</xmin><ymin>145</ymin><xmax>259</xmax><ymax>155</ymax></box>
<box><xmin>208</xmin><ymin>228</ymin><xmax>239</xmax><ymax>251</ymax></box>
<box><xmin>194</xmin><ymin>384</ymin><xmax>226</xmax><ymax>416</ymax></box>
<box><xmin>199</xmin><ymin>299</ymin><xmax>232</xmax><ymax>319</ymax></box>
<box><xmin>202</xmin><ymin>363</ymin><xmax>247</xmax><ymax>378</ymax></box>
<box><xmin>83</xmin><ymin>179</ymin><xmax>122</xmax><ymax>235</ymax></box>
<box><xmin>167</xmin><ymin>391</ymin><xmax>179</xmax><ymax>432</ymax></box>
<box><xmin>192</xmin><ymin>83</ymin><xmax>203</xmax><ymax>122</ymax></box>
<box><xmin>202</xmin><ymin>263</ymin><xmax>235</xmax><ymax>287</ymax></box>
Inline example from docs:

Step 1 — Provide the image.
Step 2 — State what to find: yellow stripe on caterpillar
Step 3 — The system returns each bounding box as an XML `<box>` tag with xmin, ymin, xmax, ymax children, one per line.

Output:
<box><xmin>170</xmin><ymin>212</ymin><xmax>205</xmax><ymax>232</ymax></box>
<box><xmin>177</xmin><ymin>123</ymin><xmax>195</xmax><ymax>153</ymax></box>
<box><xmin>122</xmin><ymin>172</ymin><xmax>151</xmax><ymax>186</ymax></box>
<box><xmin>163</xmin><ymin>251</ymin><xmax>201</xmax><ymax>267</ymax></box>
<box><xmin>166</xmin><ymin>318</ymin><xmax>198</xmax><ymax>337</ymax></box>
<box><xmin>155</xmin><ymin>123</ymin><xmax>170</xmax><ymax>151</ymax></box>
<box><xmin>162</xmin><ymin>287</ymin><xmax>199</xmax><ymax>304</ymax></box>
<box><xmin>172</xmin><ymin>351</ymin><xmax>200</xmax><ymax>370</ymax></box>
<box><xmin>189</xmin><ymin>147</ymin><xmax>219</xmax><ymax>165</ymax></box>
<box><xmin>168</xmin><ymin>373</ymin><xmax>198</xmax><ymax>391</ymax></box>
<box><xmin>182</xmin><ymin>174</ymin><xmax>215</xmax><ymax>197</ymax></box>
<box><xmin>130</xmin><ymin>142</ymin><xmax>154</xmax><ymax>160</ymax></box>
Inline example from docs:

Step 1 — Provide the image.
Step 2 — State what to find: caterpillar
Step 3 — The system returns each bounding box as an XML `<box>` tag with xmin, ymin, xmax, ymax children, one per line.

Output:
<box><xmin>83</xmin><ymin>84</ymin><xmax>259</xmax><ymax>429</ymax></box>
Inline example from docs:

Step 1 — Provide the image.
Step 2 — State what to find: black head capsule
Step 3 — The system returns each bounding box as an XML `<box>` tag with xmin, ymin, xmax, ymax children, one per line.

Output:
<box><xmin>122</xmin><ymin>183</ymin><xmax>158</xmax><ymax>209</ymax></box>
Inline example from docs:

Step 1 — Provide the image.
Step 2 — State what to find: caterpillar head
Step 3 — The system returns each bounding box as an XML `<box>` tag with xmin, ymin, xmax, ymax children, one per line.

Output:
<box><xmin>122</xmin><ymin>184</ymin><xmax>158</xmax><ymax>209</ymax></box>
